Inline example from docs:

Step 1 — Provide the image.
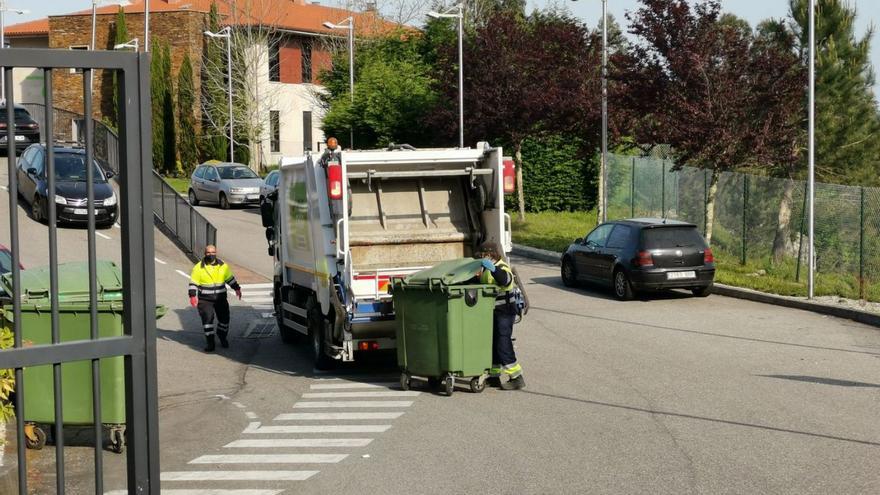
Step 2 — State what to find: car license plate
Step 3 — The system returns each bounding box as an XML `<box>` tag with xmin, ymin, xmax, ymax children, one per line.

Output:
<box><xmin>667</xmin><ymin>271</ymin><xmax>696</xmax><ymax>280</ymax></box>
<box><xmin>14</xmin><ymin>135</ymin><xmax>25</xmax><ymax>141</ymax></box>
<box><xmin>247</xmin><ymin>194</ymin><xmax>259</xmax><ymax>200</ymax></box>
<box><xmin>73</xmin><ymin>208</ymin><xmax>88</xmax><ymax>215</ymax></box>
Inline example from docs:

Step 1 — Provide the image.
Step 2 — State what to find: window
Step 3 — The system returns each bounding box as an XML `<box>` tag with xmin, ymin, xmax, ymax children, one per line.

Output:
<box><xmin>69</xmin><ymin>46</ymin><xmax>88</xmax><ymax>73</ymax></box>
<box><xmin>194</xmin><ymin>166</ymin><xmax>205</xmax><ymax>179</ymax></box>
<box><xmin>205</xmin><ymin>167</ymin><xmax>218</xmax><ymax>181</ymax></box>
<box><xmin>19</xmin><ymin>146</ymin><xmax>36</xmax><ymax>170</ymax></box>
<box><xmin>302</xmin><ymin>111</ymin><xmax>312</xmax><ymax>151</ymax></box>
<box><xmin>270</xmin><ymin>110</ymin><xmax>280</xmax><ymax>152</ymax></box>
<box><xmin>301</xmin><ymin>40</ymin><xmax>312</xmax><ymax>83</ymax></box>
<box><xmin>268</xmin><ymin>171</ymin><xmax>279</xmax><ymax>186</ymax></box>
<box><xmin>642</xmin><ymin>227</ymin><xmax>705</xmax><ymax>249</ymax></box>
<box><xmin>606</xmin><ymin>225</ymin><xmax>632</xmax><ymax>249</ymax></box>
<box><xmin>585</xmin><ymin>223</ymin><xmax>614</xmax><ymax>248</ymax></box>
<box><xmin>269</xmin><ymin>41</ymin><xmax>280</xmax><ymax>82</ymax></box>
<box><xmin>217</xmin><ymin>166</ymin><xmax>259</xmax><ymax>180</ymax></box>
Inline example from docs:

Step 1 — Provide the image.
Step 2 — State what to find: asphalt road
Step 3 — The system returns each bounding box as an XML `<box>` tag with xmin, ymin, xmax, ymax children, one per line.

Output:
<box><xmin>3</xmin><ymin>157</ymin><xmax>880</xmax><ymax>494</ymax></box>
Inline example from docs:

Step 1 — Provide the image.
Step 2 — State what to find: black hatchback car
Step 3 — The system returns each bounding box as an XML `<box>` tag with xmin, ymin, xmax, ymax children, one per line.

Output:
<box><xmin>16</xmin><ymin>144</ymin><xmax>118</xmax><ymax>227</ymax></box>
<box><xmin>561</xmin><ymin>218</ymin><xmax>715</xmax><ymax>300</ymax></box>
<box><xmin>0</xmin><ymin>105</ymin><xmax>41</xmax><ymax>154</ymax></box>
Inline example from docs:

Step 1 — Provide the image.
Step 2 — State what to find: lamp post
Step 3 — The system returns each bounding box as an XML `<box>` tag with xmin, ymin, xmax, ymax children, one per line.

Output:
<box><xmin>205</xmin><ymin>26</ymin><xmax>234</xmax><ymax>161</ymax></box>
<box><xmin>144</xmin><ymin>0</ymin><xmax>149</xmax><ymax>51</ymax></box>
<box><xmin>113</xmin><ymin>38</ymin><xmax>138</xmax><ymax>51</ymax></box>
<box><xmin>0</xmin><ymin>1</ymin><xmax>29</xmax><ymax>101</ymax></box>
<box><xmin>808</xmin><ymin>0</ymin><xmax>815</xmax><ymax>298</ymax></box>
<box><xmin>427</xmin><ymin>4</ymin><xmax>464</xmax><ymax>148</ymax></box>
<box><xmin>91</xmin><ymin>0</ymin><xmax>131</xmax><ymax>51</ymax></box>
<box><xmin>323</xmin><ymin>17</ymin><xmax>355</xmax><ymax>148</ymax></box>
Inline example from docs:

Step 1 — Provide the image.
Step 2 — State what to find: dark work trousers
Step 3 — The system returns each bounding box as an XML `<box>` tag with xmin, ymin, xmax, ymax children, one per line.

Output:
<box><xmin>492</xmin><ymin>308</ymin><xmax>517</xmax><ymax>366</ymax></box>
<box><xmin>197</xmin><ymin>297</ymin><xmax>230</xmax><ymax>338</ymax></box>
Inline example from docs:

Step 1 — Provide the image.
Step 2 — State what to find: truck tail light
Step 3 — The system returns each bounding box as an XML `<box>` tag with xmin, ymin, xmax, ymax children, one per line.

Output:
<box><xmin>636</xmin><ymin>251</ymin><xmax>654</xmax><ymax>267</ymax></box>
<box><xmin>328</xmin><ymin>161</ymin><xmax>342</xmax><ymax>199</ymax></box>
<box><xmin>358</xmin><ymin>341</ymin><xmax>380</xmax><ymax>351</ymax></box>
<box><xmin>704</xmin><ymin>247</ymin><xmax>714</xmax><ymax>264</ymax></box>
<box><xmin>502</xmin><ymin>158</ymin><xmax>516</xmax><ymax>194</ymax></box>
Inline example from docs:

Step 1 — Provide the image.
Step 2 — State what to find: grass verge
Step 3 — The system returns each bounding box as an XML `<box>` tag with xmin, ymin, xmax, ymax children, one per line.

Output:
<box><xmin>511</xmin><ymin>210</ymin><xmax>878</xmax><ymax>303</ymax></box>
<box><xmin>163</xmin><ymin>177</ymin><xmax>190</xmax><ymax>196</ymax></box>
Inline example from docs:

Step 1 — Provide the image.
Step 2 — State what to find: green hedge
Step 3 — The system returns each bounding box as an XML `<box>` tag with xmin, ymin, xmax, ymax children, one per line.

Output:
<box><xmin>515</xmin><ymin>134</ymin><xmax>598</xmax><ymax>213</ymax></box>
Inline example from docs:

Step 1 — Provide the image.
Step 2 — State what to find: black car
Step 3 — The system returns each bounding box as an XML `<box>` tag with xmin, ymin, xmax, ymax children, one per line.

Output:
<box><xmin>16</xmin><ymin>144</ymin><xmax>118</xmax><ymax>227</ymax></box>
<box><xmin>0</xmin><ymin>105</ymin><xmax>40</xmax><ymax>154</ymax></box>
<box><xmin>561</xmin><ymin>218</ymin><xmax>715</xmax><ymax>300</ymax></box>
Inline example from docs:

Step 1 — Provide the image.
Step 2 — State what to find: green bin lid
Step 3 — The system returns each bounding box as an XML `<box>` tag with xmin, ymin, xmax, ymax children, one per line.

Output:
<box><xmin>0</xmin><ymin>260</ymin><xmax>124</xmax><ymax>305</ymax></box>
<box><xmin>397</xmin><ymin>258</ymin><xmax>485</xmax><ymax>288</ymax></box>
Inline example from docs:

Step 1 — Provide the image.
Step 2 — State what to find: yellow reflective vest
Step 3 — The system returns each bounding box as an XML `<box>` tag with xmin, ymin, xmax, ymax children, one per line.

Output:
<box><xmin>480</xmin><ymin>259</ymin><xmax>516</xmax><ymax>293</ymax></box>
<box><xmin>188</xmin><ymin>259</ymin><xmax>239</xmax><ymax>301</ymax></box>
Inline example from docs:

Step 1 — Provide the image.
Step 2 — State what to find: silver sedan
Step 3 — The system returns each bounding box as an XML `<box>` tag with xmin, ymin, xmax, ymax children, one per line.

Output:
<box><xmin>189</xmin><ymin>162</ymin><xmax>265</xmax><ymax>209</ymax></box>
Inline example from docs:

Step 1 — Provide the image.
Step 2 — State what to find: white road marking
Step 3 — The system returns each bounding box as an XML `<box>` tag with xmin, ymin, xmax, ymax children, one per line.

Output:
<box><xmin>154</xmin><ymin>257</ymin><xmax>167</xmax><ymax>265</ymax></box>
<box><xmin>0</xmin><ymin>185</ymin><xmax>7</xmax><ymax>191</ymax></box>
<box><xmin>96</xmin><ymin>231</ymin><xmax>112</xmax><ymax>240</ymax></box>
<box><xmin>190</xmin><ymin>454</ymin><xmax>347</xmax><ymax>464</ymax></box>
<box><xmin>242</xmin><ymin>297</ymin><xmax>274</xmax><ymax>304</ymax></box>
<box><xmin>243</xmin><ymin>423</ymin><xmax>391</xmax><ymax>434</ymax></box>
<box><xmin>233</xmin><ymin>402</ymin><xmax>246</xmax><ymax>409</ymax></box>
<box><xmin>176</xmin><ymin>270</ymin><xmax>190</xmax><ymax>279</ymax></box>
<box><xmin>245</xmin><ymin>411</ymin><xmax>258</xmax><ymax>419</ymax></box>
<box><xmin>274</xmin><ymin>412</ymin><xmax>404</xmax><ymax>421</ymax></box>
<box><xmin>294</xmin><ymin>401</ymin><xmax>413</xmax><ymax>409</ymax></box>
<box><xmin>239</xmin><ymin>283</ymin><xmax>274</xmax><ymax>290</ymax></box>
<box><xmin>162</xmin><ymin>471</ymin><xmax>318</xmax><ymax>481</ymax></box>
<box><xmin>114</xmin><ymin>222</ymin><xmax>121</xmax><ymax>229</ymax></box>
<box><xmin>225</xmin><ymin>438</ymin><xmax>373</xmax><ymax>448</ymax></box>
<box><xmin>107</xmin><ymin>491</ymin><xmax>282</xmax><ymax>495</ymax></box>
<box><xmin>302</xmin><ymin>391</ymin><xmax>420</xmax><ymax>398</ymax></box>
<box><xmin>309</xmin><ymin>382</ymin><xmax>397</xmax><ymax>390</ymax></box>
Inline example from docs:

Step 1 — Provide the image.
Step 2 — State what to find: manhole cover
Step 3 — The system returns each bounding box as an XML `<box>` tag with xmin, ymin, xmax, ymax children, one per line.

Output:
<box><xmin>242</xmin><ymin>321</ymin><xmax>278</xmax><ymax>339</ymax></box>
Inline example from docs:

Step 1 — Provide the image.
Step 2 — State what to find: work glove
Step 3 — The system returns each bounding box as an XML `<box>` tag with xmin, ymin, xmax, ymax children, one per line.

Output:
<box><xmin>235</xmin><ymin>288</ymin><xmax>242</xmax><ymax>300</ymax></box>
<box><xmin>190</xmin><ymin>296</ymin><xmax>198</xmax><ymax>308</ymax></box>
<box><xmin>480</xmin><ymin>258</ymin><xmax>496</xmax><ymax>272</ymax></box>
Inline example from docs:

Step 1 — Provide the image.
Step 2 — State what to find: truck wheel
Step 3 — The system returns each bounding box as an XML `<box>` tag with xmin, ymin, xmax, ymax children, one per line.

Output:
<box><xmin>308</xmin><ymin>298</ymin><xmax>334</xmax><ymax>370</ymax></box>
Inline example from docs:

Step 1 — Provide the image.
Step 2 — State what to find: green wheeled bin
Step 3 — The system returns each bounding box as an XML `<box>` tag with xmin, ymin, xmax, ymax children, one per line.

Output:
<box><xmin>0</xmin><ymin>260</ymin><xmax>166</xmax><ymax>453</ymax></box>
<box><xmin>391</xmin><ymin>258</ymin><xmax>497</xmax><ymax>396</ymax></box>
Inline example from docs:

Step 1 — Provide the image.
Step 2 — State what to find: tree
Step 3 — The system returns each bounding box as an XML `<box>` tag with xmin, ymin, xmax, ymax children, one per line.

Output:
<box><xmin>432</xmin><ymin>9</ymin><xmax>599</xmax><ymax>220</ymax></box>
<box><xmin>110</xmin><ymin>6</ymin><xmax>128</xmax><ymax>128</ymax></box>
<box><xmin>788</xmin><ymin>0</ymin><xmax>880</xmax><ymax>186</ymax></box>
<box><xmin>161</xmin><ymin>42</ymin><xmax>177</xmax><ymax>174</ymax></box>
<box><xmin>320</xmin><ymin>30</ymin><xmax>440</xmax><ymax>148</ymax></box>
<box><xmin>178</xmin><ymin>53</ymin><xmax>199</xmax><ymax>174</ymax></box>
<box><xmin>199</xmin><ymin>1</ymin><xmax>228</xmax><ymax>162</ymax></box>
<box><xmin>621</xmin><ymin>0</ymin><xmax>801</xmax><ymax>245</ymax></box>
<box><xmin>150</xmin><ymin>39</ymin><xmax>166</xmax><ymax>172</ymax></box>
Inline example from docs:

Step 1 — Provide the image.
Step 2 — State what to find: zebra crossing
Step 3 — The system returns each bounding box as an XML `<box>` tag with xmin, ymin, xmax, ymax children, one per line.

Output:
<box><xmin>238</xmin><ymin>283</ymin><xmax>275</xmax><ymax>318</ymax></box>
<box><xmin>120</xmin><ymin>379</ymin><xmax>419</xmax><ymax>494</ymax></box>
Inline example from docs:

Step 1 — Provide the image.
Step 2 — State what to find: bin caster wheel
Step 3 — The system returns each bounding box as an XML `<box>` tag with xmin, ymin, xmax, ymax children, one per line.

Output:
<box><xmin>444</xmin><ymin>375</ymin><xmax>455</xmax><ymax>397</ymax></box>
<box><xmin>399</xmin><ymin>372</ymin><xmax>411</xmax><ymax>392</ymax></box>
<box><xmin>109</xmin><ymin>428</ymin><xmax>125</xmax><ymax>454</ymax></box>
<box><xmin>469</xmin><ymin>376</ymin><xmax>486</xmax><ymax>393</ymax></box>
<box><xmin>24</xmin><ymin>424</ymin><xmax>47</xmax><ymax>450</ymax></box>
<box><xmin>427</xmin><ymin>377</ymin><xmax>441</xmax><ymax>389</ymax></box>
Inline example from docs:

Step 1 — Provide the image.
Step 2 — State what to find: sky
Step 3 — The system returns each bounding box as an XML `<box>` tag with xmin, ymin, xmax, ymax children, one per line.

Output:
<box><xmin>12</xmin><ymin>0</ymin><xmax>880</xmax><ymax>94</ymax></box>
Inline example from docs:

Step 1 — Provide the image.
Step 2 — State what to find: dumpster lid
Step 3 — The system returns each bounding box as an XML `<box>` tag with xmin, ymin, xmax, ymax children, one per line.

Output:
<box><xmin>0</xmin><ymin>260</ymin><xmax>124</xmax><ymax>304</ymax></box>
<box><xmin>398</xmin><ymin>258</ymin><xmax>484</xmax><ymax>287</ymax></box>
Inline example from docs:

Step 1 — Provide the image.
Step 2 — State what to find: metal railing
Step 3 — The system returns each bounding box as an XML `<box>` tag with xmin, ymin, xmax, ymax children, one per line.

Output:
<box><xmin>153</xmin><ymin>171</ymin><xmax>218</xmax><ymax>259</ymax></box>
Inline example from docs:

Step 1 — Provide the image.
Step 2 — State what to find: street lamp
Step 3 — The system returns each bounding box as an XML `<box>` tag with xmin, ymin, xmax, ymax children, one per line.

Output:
<box><xmin>0</xmin><ymin>0</ymin><xmax>29</xmax><ymax>101</ymax></box>
<box><xmin>113</xmin><ymin>38</ymin><xmax>138</xmax><ymax>51</ymax></box>
<box><xmin>427</xmin><ymin>4</ymin><xmax>464</xmax><ymax>148</ymax></box>
<box><xmin>571</xmin><ymin>0</ymin><xmax>608</xmax><ymax>223</ymax></box>
<box><xmin>205</xmin><ymin>26</ymin><xmax>234</xmax><ymax>161</ymax></box>
<box><xmin>808</xmin><ymin>0</ymin><xmax>816</xmax><ymax>298</ymax></box>
<box><xmin>91</xmin><ymin>0</ymin><xmax>131</xmax><ymax>51</ymax></box>
<box><xmin>323</xmin><ymin>17</ymin><xmax>354</xmax><ymax>148</ymax></box>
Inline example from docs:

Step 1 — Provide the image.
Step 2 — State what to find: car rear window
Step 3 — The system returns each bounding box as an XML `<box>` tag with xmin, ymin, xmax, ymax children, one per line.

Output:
<box><xmin>0</xmin><ymin>108</ymin><xmax>32</xmax><ymax>121</ymax></box>
<box><xmin>642</xmin><ymin>227</ymin><xmax>705</xmax><ymax>249</ymax></box>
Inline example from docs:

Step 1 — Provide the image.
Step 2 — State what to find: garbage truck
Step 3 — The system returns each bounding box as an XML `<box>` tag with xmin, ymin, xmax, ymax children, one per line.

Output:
<box><xmin>261</xmin><ymin>141</ymin><xmax>516</xmax><ymax>368</ymax></box>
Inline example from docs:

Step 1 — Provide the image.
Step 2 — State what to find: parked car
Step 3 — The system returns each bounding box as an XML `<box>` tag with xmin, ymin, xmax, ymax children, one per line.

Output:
<box><xmin>561</xmin><ymin>218</ymin><xmax>715</xmax><ymax>300</ymax></box>
<box><xmin>0</xmin><ymin>104</ymin><xmax>40</xmax><ymax>155</ymax></box>
<box><xmin>260</xmin><ymin>170</ymin><xmax>280</xmax><ymax>203</ymax></box>
<box><xmin>16</xmin><ymin>143</ymin><xmax>118</xmax><ymax>227</ymax></box>
<box><xmin>0</xmin><ymin>244</ymin><xmax>23</xmax><ymax>276</ymax></box>
<box><xmin>188</xmin><ymin>162</ymin><xmax>263</xmax><ymax>209</ymax></box>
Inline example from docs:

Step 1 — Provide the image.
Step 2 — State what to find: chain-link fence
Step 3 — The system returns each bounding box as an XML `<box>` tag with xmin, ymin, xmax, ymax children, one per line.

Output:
<box><xmin>607</xmin><ymin>154</ymin><xmax>880</xmax><ymax>301</ymax></box>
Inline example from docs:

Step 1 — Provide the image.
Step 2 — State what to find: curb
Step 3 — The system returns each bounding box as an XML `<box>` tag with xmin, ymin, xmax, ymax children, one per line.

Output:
<box><xmin>510</xmin><ymin>243</ymin><xmax>880</xmax><ymax>329</ymax></box>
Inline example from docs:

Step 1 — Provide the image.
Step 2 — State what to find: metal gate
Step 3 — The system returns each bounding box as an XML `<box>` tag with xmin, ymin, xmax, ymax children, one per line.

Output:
<box><xmin>0</xmin><ymin>49</ymin><xmax>159</xmax><ymax>493</ymax></box>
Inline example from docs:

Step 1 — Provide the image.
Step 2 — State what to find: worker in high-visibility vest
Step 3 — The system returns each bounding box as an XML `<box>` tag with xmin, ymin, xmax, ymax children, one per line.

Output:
<box><xmin>189</xmin><ymin>245</ymin><xmax>241</xmax><ymax>352</ymax></box>
<box><xmin>478</xmin><ymin>241</ymin><xmax>525</xmax><ymax>390</ymax></box>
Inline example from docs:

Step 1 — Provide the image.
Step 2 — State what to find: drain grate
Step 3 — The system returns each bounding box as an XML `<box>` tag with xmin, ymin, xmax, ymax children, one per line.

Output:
<box><xmin>242</xmin><ymin>321</ymin><xmax>278</xmax><ymax>339</ymax></box>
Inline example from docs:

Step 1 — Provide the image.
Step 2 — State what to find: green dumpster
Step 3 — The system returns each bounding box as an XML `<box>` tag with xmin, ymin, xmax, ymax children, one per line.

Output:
<box><xmin>391</xmin><ymin>258</ymin><xmax>497</xmax><ymax>396</ymax></box>
<box><xmin>0</xmin><ymin>260</ymin><xmax>165</xmax><ymax>453</ymax></box>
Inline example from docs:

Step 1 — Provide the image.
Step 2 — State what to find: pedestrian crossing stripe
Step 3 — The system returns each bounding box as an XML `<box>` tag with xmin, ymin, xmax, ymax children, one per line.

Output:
<box><xmin>161</xmin><ymin>471</ymin><xmax>318</xmax><ymax>481</ymax></box>
<box><xmin>190</xmin><ymin>454</ymin><xmax>347</xmax><ymax>464</ymax></box>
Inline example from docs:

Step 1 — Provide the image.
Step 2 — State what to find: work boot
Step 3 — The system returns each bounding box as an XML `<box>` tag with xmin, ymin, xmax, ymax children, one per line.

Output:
<box><xmin>218</xmin><ymin>331</ymin><xmax>229</xmax><ymax>349</ymax></box>
<box><xmin>204</xmin><ymin>335</ymin><xmax>216</xmax><ymax>353</ymax></box>
<box><xmin>486</xmin><ymin>376</ymin><xmax>502</xmax><ymax>388</ymax></box>
<box><xmin>500</xmin><ymin>374</ymin><xmax>525</xmax><ymax>390</ymax></box>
